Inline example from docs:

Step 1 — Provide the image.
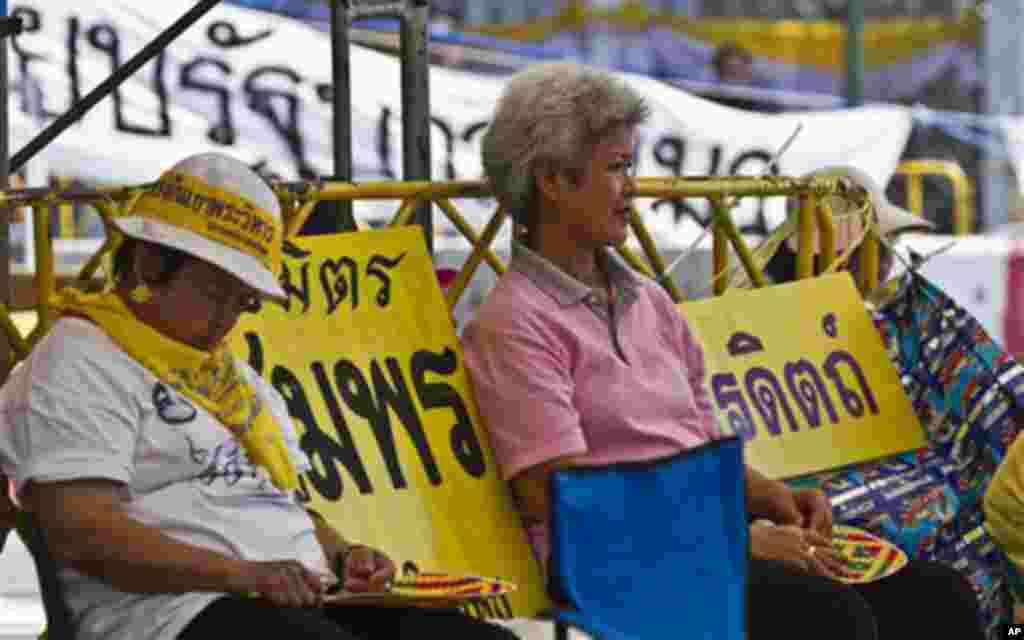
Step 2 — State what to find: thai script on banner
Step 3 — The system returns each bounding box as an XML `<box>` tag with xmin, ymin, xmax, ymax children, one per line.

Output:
<box><xmin>232</xmin><ymin>228</ymin><xmax>549</xmax><ymax>620</ymax></box>
<box><xmin>679</xmin><ymin>273</ymin><xmax>927</xmax><ymax>479</ymax></box>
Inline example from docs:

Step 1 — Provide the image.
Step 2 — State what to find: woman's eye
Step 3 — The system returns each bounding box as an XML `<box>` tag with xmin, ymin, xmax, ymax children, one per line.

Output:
<box><xmin>610</xmin><ymin>161</ymin><xmax>635</xmax><ymax>175</ymax></box>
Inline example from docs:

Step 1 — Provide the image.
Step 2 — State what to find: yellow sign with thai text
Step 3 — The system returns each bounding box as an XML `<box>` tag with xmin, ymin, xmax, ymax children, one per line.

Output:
<box><xmin>679</xmin><ymin>273</ymin><xmax>926</xmax><ymax>480</ymax></box>
<box><xmin>232</xmin><ymin>227</ymin><xmax>548</xmax><ymax>619</ymax></box>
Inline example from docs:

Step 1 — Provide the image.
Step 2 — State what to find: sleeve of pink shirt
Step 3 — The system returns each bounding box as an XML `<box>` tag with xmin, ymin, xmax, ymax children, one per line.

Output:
<box><xmin>462</xmin><ymin>316</ymin><xmax>589</xmax><ymax>482</ymax></box>
<box><xmin>665</xmin><ymin>296</ymin><xmax>721</xmax><ymax>442</ymax></box>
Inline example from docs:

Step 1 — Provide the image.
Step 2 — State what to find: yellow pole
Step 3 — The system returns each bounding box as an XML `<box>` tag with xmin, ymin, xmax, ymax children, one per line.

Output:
<box><xmin>444</xmin><ymin>206</ymin><xmax>508</xmax><ymax>311</ymax></box>
<box><xmin>434</xmin><ymin>198</ymin><xmax>507</xmax><ymax>275</ymax></box>
<box><xmin>858</xmin><ymin>232</ymin><xmax>880</xmax><ymax>296</ymax></box>
<box><xmin>814</xmin><ymin>198</ymin><xmax>836</xmax><ymax>273</ymax></box>
<box><xmin>33</xmin><ymin>203</ymin><xmax>55</xmax><ymax>332</ymax></box>
<box><xmin>796</xmin><ymin>192</ymin><xmax>815</xmax><ymax>280</ymax></box>
<box><xmin>712</xmin><ymin>218</ymin><xmax>729</xmax><ymax>296</ymax></box>
<box><xmin>711</xmin><ymin>197</ymin><xmax>767</xmax><ymax>289</ymax></box>
<box><xmin>390</xmin><ymin>197</ymin><xmax>422</xmax><ymax>227</ymax></box>
<box><xmin>627</xmin><ymin>206</ymin><xmax>684</xmax><ymax>302</ymax></box>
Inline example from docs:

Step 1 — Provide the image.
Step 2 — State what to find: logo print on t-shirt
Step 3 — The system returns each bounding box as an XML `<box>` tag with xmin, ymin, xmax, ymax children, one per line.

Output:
<box><xmin>153</xmin><ymin>383</ymin><xmax>197</xmax><ymax>424</ymax></box>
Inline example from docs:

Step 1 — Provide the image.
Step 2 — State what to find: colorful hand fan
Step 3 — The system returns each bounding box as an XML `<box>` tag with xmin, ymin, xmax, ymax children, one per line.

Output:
<box><xmin>324</xmin><ymin>572</ymin><xmax>516</xmax><ymax>608</ymax></box>
<box><xmin>826</xmin><ymin>524</ymin><xmax>909</xmax><ymax>584</ymax></box>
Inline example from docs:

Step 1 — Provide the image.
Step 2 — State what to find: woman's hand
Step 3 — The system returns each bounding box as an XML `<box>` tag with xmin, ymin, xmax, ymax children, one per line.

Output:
<box><xmin>237</xmin><ymin>559</ymin><xmax>324</xmax><ymax>608</ymax></box>
<box><xmin>793</xmin><ymin>488</ymin><xmax>834</xmax><ymax>538</ymax></box>
<box><xmin>341</xmin><ymin>545</ymin><xmax>396</xmax><ymax>593</ymax></box>
<box><xmin>750</xmin><ymin>523</ymin><xmax>844</xmax><ymax>578</ymax></box>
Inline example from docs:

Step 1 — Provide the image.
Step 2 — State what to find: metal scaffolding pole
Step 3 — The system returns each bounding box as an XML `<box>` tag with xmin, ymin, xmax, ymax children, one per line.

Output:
<box><xmin>342</xmin><ymin>0</ymin><xmax>433</xmax><ymax>251</ymax></box>
<box><xmin>845</xmin><ymin>0</ymin><xmax>865</xmax><ymax>107</ymax></box>
<box><xmin>0</xmin><ymin>0</ymin><xmax>10</xmax><ymax>311</ymax></box>
<box><xmin>399</xmin><ymin>0</ymin><xmax>433</xmax><ymax>252</ymax></box>
<box><xmin>313</xmin><ymin>2</ymin><xmax>357</xmax><ymax>233</ymax></box>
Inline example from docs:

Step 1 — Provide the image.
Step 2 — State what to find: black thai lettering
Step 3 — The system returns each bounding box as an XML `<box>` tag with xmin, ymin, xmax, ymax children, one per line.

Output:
<box><xmin>783</xmin><ymin>358</ymin><xmax>840</xmax><ymax>428</ymax></box>
<box><xmin>376</xmin><ymin>106</ymin><xmax>397</xmax><ymax>179</ymax></box>
<box><xmin>316</xmin><ymin>82</ymin><xmax>332</xmax><ymax>104</ymax></box>
<box><xmin>244</xmin><ymin>66</ymin><xmax>317</xmax><ymax>178</ymax></box>
<box><xmin>460</xmin><ymin>121</ymin><xmax>489</xmax><ymax>144</ymax></box>
<box><xmin>823</xmin><ymin>350</ymin><xmax>880</xmax><ymax>418</ymax></box>
<box><xmin>706</xmin><ymin>144</ymin><xmax>724</xmax><ymax>175</ymax></box>
<box><xmin>10</xmin><ymin>7</ymin><xmax>57</xmax><ymax>117</ymax></box>
<box><xmin>309</xmin><ymin>361</ymin><xmax>374</xmax><ymax>497</ymax></box>
<box><xmin>277</xmin><ymin>261</ymin><xmax>311</xmax><ymax>313</ymax></box>
<box><xmin>430</xmin><ymin>116</ymin><xmax>456</xmax><ymax>180</ymax></box>
<box><xmin>650</xmin><ymin>136</ymin><xmax>705</xmax><ymax>226</ymax></box>
<box><xmin>207</xmin><ymin>20</ymin><xmax>273</xmax><ymax>48</ymax></box>
<box><xmin>711</xmin><ymin>372</ymin><xmax>756</xmax><ymax>439</ymax></box>
<box><xmin>335</xmin><ymin>358</ymin><xmax>441</xmax><ymax>490</ymax></box>
<box><xmin>321</xmin><ymin>257</ymin><xmax>358</xmax><ymax>314</ymax></box>
<box><xmin>365</xmin><ymin>252</ymin><xmax>406</xmax><ymax>307</ymax></box>
<box><xmin>67</xmin><ymin>16</ymin><xmax>82</xmax><ymax>106</ymax></box>
<box><xmin>180</xmin><ymin>57</ymin><xmax>236</xmax><ymax>145</ymax></box>
<box><xmin>272</xmin><ymin>364</ymin><xmax>371</xmax><ymax>502</ymax></box>
<box><xmin>745</xmin><ymin>366</ymin><xmax>800</xmax><ymax>435</ymax></box>
<box><xmin>411</xmin><ymin>348</ymin><xmax>486</xmax><ymax>478</ymax></box>
<box><xmin>87</xmin><ymin>23</ymin><xmax>171</xmax><ymax>137</ymax></box>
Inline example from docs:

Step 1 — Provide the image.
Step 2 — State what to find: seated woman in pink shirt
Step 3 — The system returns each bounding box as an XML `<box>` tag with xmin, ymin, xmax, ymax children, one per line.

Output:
<box><xmin>461</xmin><ymin>62</ymin><xmax>983</xmax><ymax>640</ymax></box>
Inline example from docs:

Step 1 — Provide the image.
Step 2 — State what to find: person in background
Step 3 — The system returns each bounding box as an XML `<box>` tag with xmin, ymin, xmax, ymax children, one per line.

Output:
<box><xmin>705</xmin><ymin>41</ymin><xmax>781</xmax><ymax>112</ymax></box>
<box><xmin>714</xmin><ymin>41</ymin><xmax>755</xmax><ymax>86</ymax></box>
<box><xmin>984</xmin><ymin>417</ymin><xmax>1024</xmax><ymax>624</ymax></box>
<box><xmin>762</xmin><ymin>165</ymin><xmax>935</xmax><ymax>297</ymax></box>
<box><xmin>461</xmin><ymin>61</ymin><xmax>984</xmax><ymax>640</ymax></box>
<box><xmin>0</xmin><ymin>152</ymin><xmax>518</xmax><ymax>640</ymax></box>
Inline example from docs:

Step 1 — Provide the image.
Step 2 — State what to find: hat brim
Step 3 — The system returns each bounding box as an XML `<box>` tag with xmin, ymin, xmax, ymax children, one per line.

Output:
<box><xmin>877</xmin><ymin>202</ymin><xmax>934</xmax><ymax>237</ymax></box>
<box><xmin>113</xmin><ymin>217</ymin><xmax>287</xmax><ymax>303</ymax></box>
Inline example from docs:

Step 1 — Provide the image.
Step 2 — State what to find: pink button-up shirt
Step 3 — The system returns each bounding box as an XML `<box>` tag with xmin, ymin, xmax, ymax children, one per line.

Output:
<box><xmin>462</xmin><ymin>246</ymin><xmax>719</xmax><ymax>564</ymax></box>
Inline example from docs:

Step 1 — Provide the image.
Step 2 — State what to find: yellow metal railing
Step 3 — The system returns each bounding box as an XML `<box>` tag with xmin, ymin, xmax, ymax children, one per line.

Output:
<box><xmin>0</xmin><ymin>173</ymin><xmax>878</xmax><ymax>381</ymax></box>
<box><xmin>895</xmin><ymin>159</ymin><xmax>974</xmax><ymax>234</ymax></box>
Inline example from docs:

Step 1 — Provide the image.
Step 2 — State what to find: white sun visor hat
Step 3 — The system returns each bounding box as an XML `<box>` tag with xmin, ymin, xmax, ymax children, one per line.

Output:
<box><xmin>113</xmin><ymin>153</ymin><xmax>287</xmax><ymax>302</ymax></box>
<box><xmin>786</xmin><ymin>165</ymin><xmax>935</xmax><ymax>255</ymax></box>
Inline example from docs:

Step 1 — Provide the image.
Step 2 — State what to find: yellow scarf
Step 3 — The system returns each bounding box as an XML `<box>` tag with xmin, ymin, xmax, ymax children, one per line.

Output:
<box><xmin>51</xmin><ymin>289</ymin><xmax>299</xmax><ymax>492</ymax></box>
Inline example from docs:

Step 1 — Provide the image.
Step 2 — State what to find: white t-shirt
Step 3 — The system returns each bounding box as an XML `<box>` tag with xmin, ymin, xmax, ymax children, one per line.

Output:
<box><xmin>0</xmin><ymin>318</ymin><xmax>328</xmax><ymax>640</ymax></box>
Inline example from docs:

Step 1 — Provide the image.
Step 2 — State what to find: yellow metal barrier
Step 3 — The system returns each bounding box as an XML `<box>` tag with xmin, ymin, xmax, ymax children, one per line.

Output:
<box><xmin>0</xmin><ymin>173</ymin><xmax>873</xmax><ymax>382</ymax></box>
<box><xmin>895</xmin><ymin>159</ymin><xmax>974</xmax><ymax>234</ymax></box>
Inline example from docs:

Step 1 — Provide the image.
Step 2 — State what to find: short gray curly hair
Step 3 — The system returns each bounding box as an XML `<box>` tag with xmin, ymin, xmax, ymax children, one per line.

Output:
<box><xmin>481</xmin><ymin>63</ymin><xmax>651</xmax><ymax>227</ymax></box>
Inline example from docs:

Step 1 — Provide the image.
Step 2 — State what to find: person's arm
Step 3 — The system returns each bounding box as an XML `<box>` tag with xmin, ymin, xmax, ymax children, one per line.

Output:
<box><xmin>672</xmin><ymin>305</ymin><xmax>832</xmax><ymax>535</ymax></box>
<box><xmin>746</xmin><ymin>466</ymin><xmax>800</xmax><ymax>523</ymax></box>
<box><xmin>509</xmin><ymin>455</ymin><xmax>592</xmax><ymax>527</ymax></box>
<box><xmin>0</xmin><ymin>471</ymin><xmax>15</xmax><ymax>552</ymax></box>
<box><xmin>462</xmin><ymin>312</ymin><xmax>588</xmax><ymax>511</ymax></box>
<box><xmin>27</xmin><ymin>479</ymin><xmax>323</xmax><ymax>607</ymax></box>
<box><xmin>984</xmin><ymin>438</ymin><xmax>1024</xmax><ymax>612</ymax></box>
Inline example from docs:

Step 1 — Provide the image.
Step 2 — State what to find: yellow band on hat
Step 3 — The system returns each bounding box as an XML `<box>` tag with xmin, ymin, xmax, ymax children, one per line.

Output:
<box><xmin>132</xmin><ymin>171</ymin><xmax>282</xmax><ymax>276</ymax></box>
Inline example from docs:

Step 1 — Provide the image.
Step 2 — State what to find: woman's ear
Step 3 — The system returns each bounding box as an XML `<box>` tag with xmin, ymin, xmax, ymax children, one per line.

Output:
<box><xmin>534</xmin><ymin>167</ymin><xmax>562</xmax><ymax>205</ymax></box>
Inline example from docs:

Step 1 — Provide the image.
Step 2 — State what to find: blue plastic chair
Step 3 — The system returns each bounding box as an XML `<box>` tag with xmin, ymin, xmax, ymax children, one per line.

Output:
<box><xmin>548</xmin><ymin>437</ymin><xmax>748</xmax><ymax>640</ymax></box>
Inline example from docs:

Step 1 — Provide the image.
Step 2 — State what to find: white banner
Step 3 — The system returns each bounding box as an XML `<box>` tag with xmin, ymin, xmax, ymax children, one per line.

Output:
<box><xmin>8</xmin><ymin>0</ymin><xmax>912</xmax><ymax>243</ymax></box>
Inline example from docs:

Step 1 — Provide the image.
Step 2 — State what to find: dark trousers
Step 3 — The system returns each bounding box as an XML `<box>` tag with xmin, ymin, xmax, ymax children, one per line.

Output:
<box><xmin>749</xmin><ymin>558</ymin><xmax>985</xmax><ymax>640</ymax></box>
<box><xmin>178</xmin><ymin>596</ymin><xmax>519</xmax><ymax>640</ymax></box>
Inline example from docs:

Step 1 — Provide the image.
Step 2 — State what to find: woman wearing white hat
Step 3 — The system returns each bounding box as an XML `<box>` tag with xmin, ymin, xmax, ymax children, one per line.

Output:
<box><xmin>763</xmin><ymin>165</ymin><xmax>935</xmax><ymax>296</ymax></box>
<box><xmin>0</xmin><ymin>153</ymin><xmax>518</xmax><ymax>640</ymax></box>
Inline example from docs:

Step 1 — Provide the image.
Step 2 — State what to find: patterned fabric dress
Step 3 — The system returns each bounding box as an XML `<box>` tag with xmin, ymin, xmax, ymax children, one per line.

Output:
<box><xmin>803</xmin><ymin>271</ymin><xmax>1024</xmax><ymax>638</ymax></box>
